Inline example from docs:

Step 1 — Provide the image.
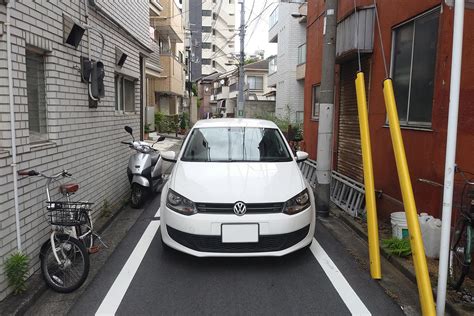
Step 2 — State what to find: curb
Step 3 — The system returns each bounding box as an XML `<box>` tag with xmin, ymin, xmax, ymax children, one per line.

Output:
<box><xmin>0</xmin><ymin>201</ymin><xmax>129</xmax><ymax>316</ymax></box>
<box><xmin>331</xmin><ymin>207</ymin><xmax>465</xmax><ymax>316</ymax></box>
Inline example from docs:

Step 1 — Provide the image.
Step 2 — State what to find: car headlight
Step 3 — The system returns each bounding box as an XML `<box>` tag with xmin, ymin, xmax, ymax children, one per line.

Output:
<box><xmin>283</xmin><ymin>189</ymin><xmax>311</xmax><ymax>215</ymax></box>
<box><xmin>166</xmin><ymin>189</ymin><xmax>197</xmax><ymax>215</ymax></box>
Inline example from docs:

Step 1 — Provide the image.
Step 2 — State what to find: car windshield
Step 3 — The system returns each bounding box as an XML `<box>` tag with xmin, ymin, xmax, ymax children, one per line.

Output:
<box><xmin>181</xmin><ymin>127</ymin><xmax>292</xmax><ymax>162</ymax></box>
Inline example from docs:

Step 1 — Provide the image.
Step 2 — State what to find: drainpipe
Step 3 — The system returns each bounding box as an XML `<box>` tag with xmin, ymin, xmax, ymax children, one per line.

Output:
<box><xmin>436</xmin><ymin>0</ymin><xmax>465</xmax><ymax>315</ymax></box>
<box><xmin>5</xmin><ymin>0</ymin><xmax>22</xmax><ymax>252</ymax></box>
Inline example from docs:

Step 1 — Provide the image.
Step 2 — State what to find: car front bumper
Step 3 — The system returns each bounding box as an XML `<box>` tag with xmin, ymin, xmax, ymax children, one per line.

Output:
<box><xmin>160</xmin><ymin>203</ymin><xmax>315</xmax><ymax>257</ymax></box>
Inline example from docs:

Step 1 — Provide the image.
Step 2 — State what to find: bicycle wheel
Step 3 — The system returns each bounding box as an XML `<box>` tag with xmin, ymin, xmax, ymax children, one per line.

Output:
<box><xmin>450</xmin><ymin>218</ymin><xmax>471</xmax><ymax>290</ymax></box>
<box><xmin>40</xmin><ymin>234</ymin><xmax>90</xmax><ymax>293</ymax></box>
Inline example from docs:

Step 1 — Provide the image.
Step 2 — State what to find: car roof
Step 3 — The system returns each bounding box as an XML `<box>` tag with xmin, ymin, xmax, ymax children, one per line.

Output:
<box><xmin>193</xmin><ymin>118</ymin><xmax>278</xmax><ymax>129</ymax></box>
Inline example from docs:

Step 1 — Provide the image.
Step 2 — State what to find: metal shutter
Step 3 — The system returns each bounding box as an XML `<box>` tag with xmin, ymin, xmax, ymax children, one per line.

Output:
<box><xmin>336</xmin><ymin>58</ymin><xmax>371</xmax><ymax>184</ymax></box>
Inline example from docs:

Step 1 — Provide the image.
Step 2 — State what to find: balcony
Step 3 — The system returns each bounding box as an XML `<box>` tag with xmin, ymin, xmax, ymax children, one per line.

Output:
<box><xmin>268</xmin><ymin>6</ymin><xmax>279</xmax><ymax>43</ymax></box>
<box><xmin>150</xmin><ymin>0</ymin><xmax>183</xmax><ymax>43</ymax></box>
<box><xmin>152</xmin><ymin>54</ymin><xmax>185</xmax><ymax>96</ymax></box>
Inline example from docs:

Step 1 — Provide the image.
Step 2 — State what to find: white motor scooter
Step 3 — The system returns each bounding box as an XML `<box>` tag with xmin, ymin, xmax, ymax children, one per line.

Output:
<box><xmin>122</xmin><ymin>126</ymin><xmax>165</xmax><ymax>208</ymax></box>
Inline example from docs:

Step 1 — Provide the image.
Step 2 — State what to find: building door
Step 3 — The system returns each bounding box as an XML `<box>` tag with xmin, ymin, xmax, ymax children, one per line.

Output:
<box><xmin>336</xmin><ymin>58</ymin><xmax>371</xmax><ymax>183</ymax></box>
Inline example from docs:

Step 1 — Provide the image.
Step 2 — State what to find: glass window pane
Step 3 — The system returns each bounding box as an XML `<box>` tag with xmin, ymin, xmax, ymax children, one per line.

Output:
<box><xmin>124</xmin><ymin>79</ymin><xmax>135</xmax><ymax>112</ymax></box>
<box><xmin>26</xmin><ymin>51</ymin><xmax>47</xmax><ymax>141</ymax></box>
<box><xmin>182</xmin><ymin>128</ymin><xmax>292</xmax><ymax>162</ymax></box>
<box><xmin>392</xmin><ymin>22</ymin><xmax>414</xmax><ymax>123</ymax></box>
<box><xmin>408</xmin><ymin>10</ymin><xmax>439</xmax><ymax>124</ymax></box>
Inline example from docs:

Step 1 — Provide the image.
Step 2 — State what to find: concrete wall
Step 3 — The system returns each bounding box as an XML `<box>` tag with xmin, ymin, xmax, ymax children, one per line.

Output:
<box><xmin>244</xmin><ymin>101</ymin><xmax>276</xmax><ymax>119</ymax></box>
<box><xmin>0</xmin><ymin>0</ymin><xmax>150</xmax><ymax>300</ymax></box>
<box><xmin>304</xmin><ymin>0</ymin><xmax>474</xmax><ymax>219</ymax></box>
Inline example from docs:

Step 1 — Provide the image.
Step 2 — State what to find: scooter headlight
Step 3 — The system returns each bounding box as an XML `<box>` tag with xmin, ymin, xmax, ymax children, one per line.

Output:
<box><xmin>283</xmin><ymin>189</ymin><xmax>311</xmax><ymax>215</ymax></box>
<box><xmin>166</xmin><ymin>189</ymin><xmax>197</xmax><ymax>215</ymax></box>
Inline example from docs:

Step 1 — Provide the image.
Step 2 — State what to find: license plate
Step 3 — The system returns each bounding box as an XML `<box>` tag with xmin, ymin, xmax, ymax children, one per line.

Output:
<box><xmin>221</xmin><ymin>224</ymin><xmax>259</xmax><ymax>243</ymax></box>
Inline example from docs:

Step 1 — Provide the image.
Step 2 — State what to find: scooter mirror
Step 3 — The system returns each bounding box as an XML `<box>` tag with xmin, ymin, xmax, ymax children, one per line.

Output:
<box><xmin>124</xmin><ymin>126</ymin><xmax>133</xmax><ymax>135</ymax></box>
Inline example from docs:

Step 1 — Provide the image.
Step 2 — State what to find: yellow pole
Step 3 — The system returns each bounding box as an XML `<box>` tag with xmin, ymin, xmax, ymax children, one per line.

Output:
<box><xmin>355</xmin><ymin>72</ymin><xmax>381</xmax><ymax>279</ymax></box>
<box><xmin>383</xmin><ymin>79</ymin><xmax>435</xmax><ymax>316</ymax></box>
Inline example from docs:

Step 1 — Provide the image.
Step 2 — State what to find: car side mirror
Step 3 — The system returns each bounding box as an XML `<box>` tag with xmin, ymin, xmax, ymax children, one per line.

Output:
<box><xmin>157</xmin><ymin>136</ymin><xmax>166</xmax><ymax>142</ymax></box>
<box><xmin>295</xmin><ymin>151</ymin><xmax>309</xmax><ymax>162</ymax></box>
<box><xmin>161</xmin><ymin>151</ymin><xmax>177</xmax><ymax>163</ymax></box>
<box><xmin>124</xmin><ymin>126</ymin><xmax>133</xmax><ymax>135</ymax></box>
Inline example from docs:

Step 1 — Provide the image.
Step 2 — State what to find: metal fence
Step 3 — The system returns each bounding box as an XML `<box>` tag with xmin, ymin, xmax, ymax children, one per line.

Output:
<box><xmin>298</xmin><ymin>159</ymin><xmax>366</xmax><ymax>217</ymax></box>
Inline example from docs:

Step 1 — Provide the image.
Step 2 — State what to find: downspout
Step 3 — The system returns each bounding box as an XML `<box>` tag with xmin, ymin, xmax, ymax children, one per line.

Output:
<box><xmin>6</xmin><ymin>0</ymin><xmax>22</xmax><ymax>252</ymax></box>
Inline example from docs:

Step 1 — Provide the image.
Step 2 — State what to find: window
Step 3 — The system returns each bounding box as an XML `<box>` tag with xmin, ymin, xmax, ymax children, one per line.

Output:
<box><xmin>115</xmin><ymin>75</ymin><xmax>135</xmax><ymax>112</ymax></box>
<box><xmin>202</xmin><ymin>26</ymin><xmax>212</xmax><ymax>33</ymax></box>
<box><xmin>312</xmin><ymin>84</ymin><xmax>320</xmax><ymax>119</ymax></box>
<box><xmin>297</xmin><ymin>43</ymin><xmax>306</xmax><ymax>65</ymax></box>
<box><xmin>182</xmin><ymin>128</ymin><xmax>292</xmax><ymax>162</ymax></box>
<box><xmin>202</xmin><ymin>42</ymin><xmax>211</xmax><ymax>49</ymax></box>
<box><xmin>202</xmin><ymin>10</ymin><xmax>212</xmax><ymax>16</ymax></box>
<box><xmin>202</xmin><ymin>58</ymin><xmax>211</xmax><ymax>65</ymax></box>
<box><xmin>26</xmin><ymin>50</ymin><xmax>48</xmax><ymax>142</ymax></box>
<box><xmin>212</xmin><ymin>60</ymin><xmax>216</xmax><ymax>68</ymax></box>
<box><xmin>269</xmin><ymin>56</ymin><xmax>277</xmax><ymax>74</ymax></box>
<box><xmin>213</xmin><ymin>13</ymin><xmax>217</xmax><ymax>20</ymax></box>
<box><xmin>269</xmin><ymin>7</ymin><xmax>278</xmax><ymax>28</ymax></box>
<box><xmin>247</xmin><ymin>76</ymin><xmax>263</xmax><ymax>90</ymax></box>
<box><xmin>391</xmin><ymin>8</ymin><xmax>440</xmax><ymax>127</ymax></box>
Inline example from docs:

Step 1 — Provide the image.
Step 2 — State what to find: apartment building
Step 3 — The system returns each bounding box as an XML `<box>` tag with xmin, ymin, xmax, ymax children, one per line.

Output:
<box><xmin>148</xmin><ymin>0</ymin><xmax>187</xmax><ymax>117</ymax></box>
<box><xmin>183</xmin><ymin>0</ymin><xmax>236</xmax><ymax>81</ymax></box>
<box><xmin>268</xmin><ymin>0</ymin><xmax>306</xmax><ymax>123</ymax></box>
<box><xmin>0</xmin><ymin>0</ymin><xmax>155</xmax><ymax>299</ymax></box>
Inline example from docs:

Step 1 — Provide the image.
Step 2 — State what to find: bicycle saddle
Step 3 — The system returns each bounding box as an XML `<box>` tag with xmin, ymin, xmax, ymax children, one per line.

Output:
<box><xmin>59</xmin><ymin>183</ymin><xmax>79</xmax><ymax>194</ymax></box>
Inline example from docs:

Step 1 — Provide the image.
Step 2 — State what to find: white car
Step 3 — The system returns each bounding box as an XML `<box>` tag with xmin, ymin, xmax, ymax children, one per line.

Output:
<box><xmin>160</xmin><ymin>118</ymin><xmax>315</xmax><ymax>257</ymax></box>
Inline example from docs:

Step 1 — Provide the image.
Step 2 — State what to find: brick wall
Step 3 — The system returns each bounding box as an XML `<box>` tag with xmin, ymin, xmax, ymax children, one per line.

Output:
<box><xmin>0</xmin><ymin>0</ymin><xmax>151</xmax><ymax>300</ymax></box>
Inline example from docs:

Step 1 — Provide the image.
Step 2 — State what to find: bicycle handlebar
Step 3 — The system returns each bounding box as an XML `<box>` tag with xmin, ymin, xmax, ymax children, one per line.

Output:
<box><xmin>18</xmin><ymin>169</ymin><xmax>72</xmax><ymax>178</ymax></box>
<box><xmin>18</xmin><ymin>170</ymin><xmax>39</xmax><ymax>176</ymax></box>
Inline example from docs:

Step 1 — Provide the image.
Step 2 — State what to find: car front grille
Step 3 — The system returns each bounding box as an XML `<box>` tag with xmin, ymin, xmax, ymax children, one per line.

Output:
<box><xmin>195</xmin><ymin>202</ymin><xmax>284</xmax><ymax>214</ymax></box>
<box><xmin>166</xmin><ymin>224</ymin><xmax>310</xmax><ymax>253</ymax></box>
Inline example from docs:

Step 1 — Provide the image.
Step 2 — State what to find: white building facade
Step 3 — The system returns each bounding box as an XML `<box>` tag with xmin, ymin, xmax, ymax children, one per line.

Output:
<box><xmin>268</xmin><ymin>0</ymin><xmax>306</xmax><ymax>123</ymax></box>
<box><xmin>0</xmin><ymin>0</ymin><xmax>154</xmax><ymax>300</ymax></box>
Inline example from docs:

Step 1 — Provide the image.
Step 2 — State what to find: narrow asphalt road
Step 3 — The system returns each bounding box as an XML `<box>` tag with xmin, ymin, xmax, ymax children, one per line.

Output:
<box><xmin>60</xmin><ymin>192</ymin><xmax>404</xmax><ymax>316</ymax></box>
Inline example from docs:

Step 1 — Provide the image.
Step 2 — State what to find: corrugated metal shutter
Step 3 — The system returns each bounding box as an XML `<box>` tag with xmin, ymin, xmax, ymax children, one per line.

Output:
<box><xmin>336</xmin><ymin>58</ymin><xmax>370</xmax><ymax>184</ymax></box>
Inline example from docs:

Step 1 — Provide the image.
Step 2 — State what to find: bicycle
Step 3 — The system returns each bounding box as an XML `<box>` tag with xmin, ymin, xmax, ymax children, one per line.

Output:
<box><xmin>449</xmin><ymin>167</ymin><xmax>474</xmax><ymax>290</ymax></box>
<box><xmin>18</xmin><ymin>169</ymin><xmax>107</xmax><ymax>293</ymax></box>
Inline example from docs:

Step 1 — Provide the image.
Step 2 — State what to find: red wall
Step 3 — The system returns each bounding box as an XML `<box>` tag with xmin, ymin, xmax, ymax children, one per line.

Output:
<box><xmin>304</xmin><ymin>0</ymin><xmax>474</xmax><ymax>219</ymax></box>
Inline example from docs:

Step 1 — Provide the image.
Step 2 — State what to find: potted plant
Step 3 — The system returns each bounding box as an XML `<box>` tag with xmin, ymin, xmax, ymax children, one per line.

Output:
<box><xmin>144</xmin><ymin>124</ymin><xmax>151</xmax><ymax>140</ymax></box>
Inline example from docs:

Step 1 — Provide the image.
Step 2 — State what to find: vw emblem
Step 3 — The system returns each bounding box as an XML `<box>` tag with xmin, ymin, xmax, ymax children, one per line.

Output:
<box><xmin>233</xmin><ymin>201</ymin><xmax>247</xmax><ymax>216</ymax></box>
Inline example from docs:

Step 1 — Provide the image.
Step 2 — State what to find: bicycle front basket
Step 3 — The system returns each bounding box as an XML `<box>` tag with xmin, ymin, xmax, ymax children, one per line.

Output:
<box><xmin>46</xmin><ymin>201</ymin><xmax>93</xmax><ymax>226</ymax></box>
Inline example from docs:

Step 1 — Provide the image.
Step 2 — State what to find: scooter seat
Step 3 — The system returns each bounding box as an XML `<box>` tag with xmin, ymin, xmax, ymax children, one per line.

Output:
<box><xmin>59</xmin><ymin>183</ymin><xmax>79</xmax><ymax>194</ymax></box>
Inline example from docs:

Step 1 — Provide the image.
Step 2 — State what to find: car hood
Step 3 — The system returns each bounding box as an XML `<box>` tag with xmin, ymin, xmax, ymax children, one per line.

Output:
<box><xmin>169</xmin><ymin>161</ymin><xmax>306</xmax><ymax>203</ymax></box>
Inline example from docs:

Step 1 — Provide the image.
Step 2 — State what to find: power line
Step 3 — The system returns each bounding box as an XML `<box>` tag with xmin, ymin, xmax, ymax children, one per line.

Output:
<box><xmin>208</xmin><ymin>1</ymin><xmax>275</xmax><ymax>60</ymax></box>
<box><xmin>245</xmin><ymin>0</ymin><xmax>268</xmax><ymax>50</ymax></box>
<box><xmin>202</xmin><ymin>0</ymin><xmax>224</xmax><ymax>43</ymax></box>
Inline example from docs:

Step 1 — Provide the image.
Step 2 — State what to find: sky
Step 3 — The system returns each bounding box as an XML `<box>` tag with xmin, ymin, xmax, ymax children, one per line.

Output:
<box><xmin>235</xmin><ymin>0</ymin><xmax>278</xmax><ymax>58</ymax></box>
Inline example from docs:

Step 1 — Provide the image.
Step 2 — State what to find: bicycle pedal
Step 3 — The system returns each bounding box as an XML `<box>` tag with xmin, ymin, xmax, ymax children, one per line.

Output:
<box><xmin>88</xmin><ymin>246</ymin><xmax>100</xmax><ymax>254</ymax></box>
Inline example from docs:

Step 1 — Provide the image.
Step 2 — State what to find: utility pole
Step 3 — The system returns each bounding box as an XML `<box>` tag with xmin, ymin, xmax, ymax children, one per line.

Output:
<box><xmin>237</xmin><ymin>0</ymin><xmax>245</xmax><ymax>118</ymax></box>
<box><xmin>315</xmin><ymin>0</ymin><xmax>338</xmax><ymax>217</ymax></box>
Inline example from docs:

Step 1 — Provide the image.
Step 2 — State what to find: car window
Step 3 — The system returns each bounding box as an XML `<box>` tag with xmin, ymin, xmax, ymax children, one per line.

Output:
<box><xmin>181</xmin><ymin>127</ymin><xmax>292</xmax><ymax>162</ymax></box>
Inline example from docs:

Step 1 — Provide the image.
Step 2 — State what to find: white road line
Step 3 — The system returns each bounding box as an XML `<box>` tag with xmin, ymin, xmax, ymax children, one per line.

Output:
<box><xmin>96</xmin><ymin>219</ymin><xmax>161</xmax><ymax>316</ymax></box>
<box><xmin>310</xmin><ymin>238</ymin><xmax>372</xmax><ymax>316</ymax></box>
